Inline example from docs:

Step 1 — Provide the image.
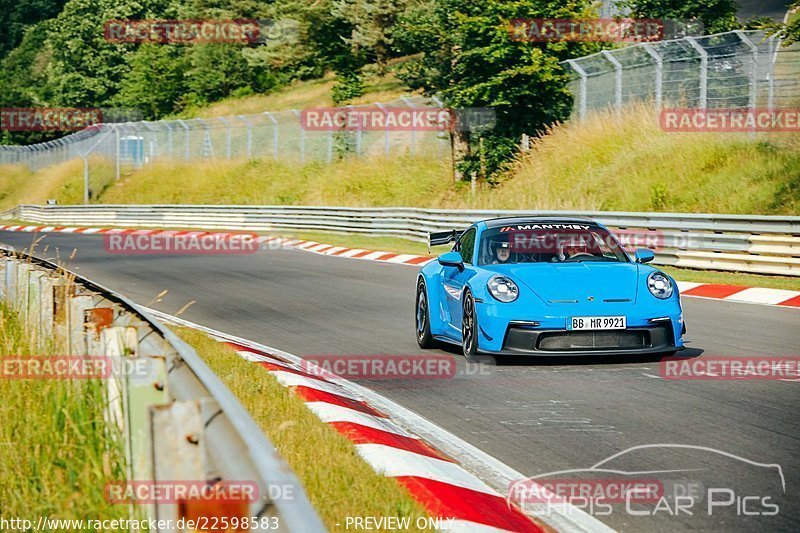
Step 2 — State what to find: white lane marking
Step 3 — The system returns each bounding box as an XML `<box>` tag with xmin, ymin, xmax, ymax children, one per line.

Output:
<box><xmin>140</xmin><ymin>313</ymin><xmax>613</xmax><ymax>533</ymax></box>
<box><xmin>305</xmin><ymin>402</ymin><xmax>407</xmax><ymax>436</ymax></box>
<box><xmin>296</xmin><ymin>241</ymin><xmax>319</xmax><ymax>249</ymax></box>
<box><xmin>308</xmin><ymin>243</ymin><xmax>332</xmax><ymax>252</ymax></box>
<box><xmin>39</xmin><ymin>227</ymin><xmax>55</xmax><ymax>232</ymax></box>
<box><xmin>354</xmin><ymin>443</ymin><xmax>496</xmax><ymax>496</ymax></box>
<box><xmin>269</xmin><ymin>370</ymin><xmax>360</xmax><ymax>401</ymax></box>
<box><xmin>81</xmin><ymin>228</ymin><xmax>103</xmax><ymax>234</ymax></box>
<box><xmin>723</xmin><ymin>287</ymin><xmax>800</xmax><ymax>305</ymax></box>
<box><xmin>59</xmin><ymin>227</ymin><xmax>79</xmax><ymax>233</ymax></box>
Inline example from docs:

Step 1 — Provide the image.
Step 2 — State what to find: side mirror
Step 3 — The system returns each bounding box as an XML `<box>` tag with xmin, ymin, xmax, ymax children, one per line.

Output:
<box><xmin>635</xmin><ymin>248</ymin><xmax>655</xmax><ymax>264</ymax></box>
<box><xmin>438</xmin><ymin>251</ymin><xmax>464</xmax><ymax>271</ymax></box>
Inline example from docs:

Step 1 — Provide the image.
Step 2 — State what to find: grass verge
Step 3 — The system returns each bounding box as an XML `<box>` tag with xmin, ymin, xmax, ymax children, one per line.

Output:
<box><xmin>175</xmin><ymin>326</ymin><xmax>431</xmax><ymax>532</ymax></box>
<box><xmin>0</xmin><ymin>301</ymin><xmax>128</xmax><ymax>520</ymax></box>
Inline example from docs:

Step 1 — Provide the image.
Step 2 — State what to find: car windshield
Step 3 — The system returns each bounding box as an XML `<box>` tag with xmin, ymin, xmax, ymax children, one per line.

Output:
<box><xmin>477</xmin><ymin>224</ymin><xmax>630</xmax><ymax>266</ymax></box>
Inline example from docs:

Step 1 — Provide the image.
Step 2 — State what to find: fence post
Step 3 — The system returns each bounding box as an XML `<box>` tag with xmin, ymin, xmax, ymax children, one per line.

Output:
<box><xmin>601</xmin><ymin>50</ymin><xmax>623</xmax><ymax>112</ymax></box>
<box><xmin>219</xmin><ymin>117</ymin><xmax>232</xmax><ymax>158</ymax></box>
<box><xmin>164</xmin><ymin>122</ymin><xmax>174</xmax><ymax>159</ymax></box>
<box><xmin>566</xmin><ymin>59</ymin><xmax>588</xmax><ymax>120</ymax></box>
<box><xmin>114</xmin><ymin>125</ymin><xmax>120</xmax><ymax>180</ymax></box>
<box><xmin>375</xmin><ymin>102</ymin><xmax>390</xmax><ymax>156</ymax></box>
<box><xmin>238</xmin><ymin>115</ymin><xmax>252</xmax><ymax>159</ymax></box>
<box><xmin>735</xmin><ymin>31</ymin><xmax>759</xmax><ymax>111</ymax></box>
<box><xmin>176</xmin><ymin>119</ymin><xmax>190</xmax><ymax>160</ymax></box>
<box><xmin>402</xmin><ymin>97</ymin><xmax>417</xmax><ymax>154</ymax></box>
<box><xmin>642</xmin><ymin>43</ymin><xmax>663</xmax><ymax>109</ymax></box>
<box><xmin>686</xmin><ymin>37</ymin><xmax>708</xmax><ymax>109</ymax></box>
<box><xmin>291</xmin><ymin>110</ymin><xmax>305</xmax><ymax>163</ymax></box>
<box><xmin>768</xmin><ymin>35</ymin><xmax>778</xmax><ymax>112</ymax></box>
<box><xmin>264</xmin><ymin>112</ymin><xmax>279</xmax><ymax>160</ymax></box>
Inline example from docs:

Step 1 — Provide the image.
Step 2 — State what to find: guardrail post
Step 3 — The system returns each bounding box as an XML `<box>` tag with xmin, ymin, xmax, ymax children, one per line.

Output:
<box><xmin>642</xmin><ymin>43</ymin><xmax>663</xmax><ymax>109</ymax></box>
<box><xmin>686</xmin><ymin>37</ymin><xmax>708</xmax><ymax>109</ymax></box>
<box><xmin>15</xmin><ymin>262</ymin><xmax>31</xmax><ymax>318</ymax></box>
<box><xmin>150</xmin><ymin>400</ymin><xmax>210</xmax><ymax>523</ymax></box>
<box><xmin>68</xmin><ymin>294</ymin><xmax>95</xmax><ymax>356</ymax></box>
<box><xmin>566</xmin><ymin>59</ymin><xmax>588</xmax><ymax>120</ymax></box>
<box><xmin>27</xmin><ymin>270</ymin><xmax>45</xmax><ymax>342</ymax></box>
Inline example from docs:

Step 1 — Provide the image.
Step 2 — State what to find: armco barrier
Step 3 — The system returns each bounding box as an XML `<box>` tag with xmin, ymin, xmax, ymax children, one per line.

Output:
<box><xmin>0</xmin><ymin>246</ymin><xmax>324</xmax><ymax>532</ymax></box>
<box><xmin>2</xmin><ymin>204</ymin><xmax>799</xmax><ymax>276</ymax></box>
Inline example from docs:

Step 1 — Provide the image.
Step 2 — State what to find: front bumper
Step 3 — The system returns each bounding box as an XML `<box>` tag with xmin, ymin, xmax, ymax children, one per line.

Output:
<box><xmin>475</xmin><ymin>299</ymin><xmax>684</xmax><ymax>356</ymax></box>
<box><xmin>495</xmin><ymin>323</ymin><xmax>681</xmax><ymax>356</ymax></box>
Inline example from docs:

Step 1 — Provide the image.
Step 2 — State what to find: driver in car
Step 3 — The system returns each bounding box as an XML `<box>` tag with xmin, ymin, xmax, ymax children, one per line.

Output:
<box><xmin>488</xmin><ymin>240</ymin><xmax>513</xmax><ymax>264</ymax></box>
<box><xmin>552</xmin><ymin>241</ymin><xmax>592</xmax><ymax>262</ymax></box>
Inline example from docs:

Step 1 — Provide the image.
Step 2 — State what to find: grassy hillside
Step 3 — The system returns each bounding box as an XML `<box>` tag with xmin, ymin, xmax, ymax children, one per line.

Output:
<box><xmin>177</xmin><ymin>69</ymin><xmax>417</xmax><ymax>118</ymax></box>
<box><xmin>2</xmin><ymin>104</ymin><xmax>798</xmax><ymax>214</ymax></box>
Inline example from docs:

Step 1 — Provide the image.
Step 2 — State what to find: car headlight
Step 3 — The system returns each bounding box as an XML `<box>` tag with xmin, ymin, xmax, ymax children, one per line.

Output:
<box><xmin>488</xmin><ymin>275</ymin><xmax>519</xmax><ymax>303</ymax></box>
<box><xmin>647</xmin><ymin>272</ymin><xmax>673</xmax><ymax>299</ymax></box>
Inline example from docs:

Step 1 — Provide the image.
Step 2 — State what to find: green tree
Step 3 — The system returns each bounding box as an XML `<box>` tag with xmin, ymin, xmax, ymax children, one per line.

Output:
<box><xmin>331</xmin><ymin>0</ymin><xmax>408</xmax><ymax>74</ymax></box>
<box><xmin>395</xmin><ymin>0</ymin><xmax>603</xmax><ymax>179</ymax></box>
<box><xmin>0</xmin><ymin>0</ymin><xmax>68</xmax><ymax>59</ymax></box>
<box><xmin>116</xmin><ymin>44</ymin><xmax>188</xmax><ymax>119</ymax></box>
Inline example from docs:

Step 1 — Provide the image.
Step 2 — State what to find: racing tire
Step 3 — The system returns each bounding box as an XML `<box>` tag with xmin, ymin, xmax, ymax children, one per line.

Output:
<box><xmin>416</xmin><ymin>279</ymin><xmax>436</xmax><ymax>349</ymax></box>
<box><xmin>462</xmin><ymin>290</ymin><xmax>479</xmax><ymax>359</ymax></box>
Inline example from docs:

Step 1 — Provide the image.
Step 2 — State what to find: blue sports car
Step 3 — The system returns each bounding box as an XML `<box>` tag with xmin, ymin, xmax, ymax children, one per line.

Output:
<box><xmin>415</xmin><ymin>217</ymin><xmax>685</xmax><ymax>357</ymax></box>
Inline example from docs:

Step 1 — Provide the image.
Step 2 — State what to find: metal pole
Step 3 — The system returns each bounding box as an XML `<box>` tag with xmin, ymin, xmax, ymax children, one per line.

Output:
<box><xmin>83</xmin><ymin>157</ymin><xmax>89</xmax><ymax>204</ymax></box>
<box><xmin>238</xmin><ymin>115</ymin><xmax>252</xmax><ymax>159</ymax></box>
<box><xmin>642</xmin><ymin>43</ymin><xmax>663</xmax><ymax>109</ymax></box>
<box><xmin>601</xmin><ymin>50</ymin><xmax>623</xmax><ymax>112</ymax></box>
<box><xmin>402</xmin><ymin>97</ymin><xmax>417</xmax><ymax>154</ymax></box>
<box><xmin>686</xmin><ymin>37</ymin><xmax>708</xmax><ymax>109</ymax></box>
<box><xmin>114</xmin><ymin>125</ymin><xmax>120</xmax><ymax>180</ymax></box>
<box><xmin>219</xmin><ymin>117</ymin><xmax>232</xmax><ymax>158</ymax></box>
<box><xmin>767</xmin><ymin>35</ymin><xmax>777</xmax><ymax>112</ymax></box>
<box><xmin>735</xmin><ymin>31</ymin><xmax>759</xmax><ymax>111</ymax></box>
<box><xmin>176</xmin><ymin>119</ymin><xmax>190</xmax><ymax>159</ymax></box>
<box><xmin>375</xmin><ymin>103</ymin><xmax>389</xmax><ymax>156</ymax></box>
<box><xmin>291</xmin><ymin>110</ymin><xmax>304</xmax><ymax>163</ymax></box>
<box><xmin>264</xmin><ymin>112</ymin><xmax>278</xmax><ymax>159</ymax></box>
<box><xmin>566</xmin><ymin>59</ymin><xmax>588</xmax><ymax>119</ymax></box>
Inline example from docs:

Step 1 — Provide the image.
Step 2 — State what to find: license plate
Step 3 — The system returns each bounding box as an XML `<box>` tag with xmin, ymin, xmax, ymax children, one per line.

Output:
<box><xmin>568</xmin><ymin>316</ymin><xmax>626</xmax><ymax>331</ymax></box>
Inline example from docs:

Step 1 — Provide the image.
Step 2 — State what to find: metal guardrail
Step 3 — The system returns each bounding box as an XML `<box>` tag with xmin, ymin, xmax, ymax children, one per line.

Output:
<box><xmin>0</xmin><ymin>246</ymin><xmax>325</xmax><ymax>532</ymax></box>
<box><xmin>2</xmin><ymin>204</ymin><xmax>799</xmax><ymax>276</ymax></box>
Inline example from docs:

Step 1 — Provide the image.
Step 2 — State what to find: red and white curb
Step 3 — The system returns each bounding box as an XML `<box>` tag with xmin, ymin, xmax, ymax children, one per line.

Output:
<box><xmin>675</xmin><ymin>281</ymin><xmax>800</xmax><ymax>308</ymax></box>
<box><xmin>145</xmin><ymin>309</ymin><xmax>613</xmax><ymax>533</ymax></box>
<box><xmin>2</xmin><ymin>224</ymin><xmax>798</xmax><ymax>308</ymax></box>
<box><xmin>0</xmin><ymin>224</ymin><xmax>433</xmax><ymax>267</ymax></box>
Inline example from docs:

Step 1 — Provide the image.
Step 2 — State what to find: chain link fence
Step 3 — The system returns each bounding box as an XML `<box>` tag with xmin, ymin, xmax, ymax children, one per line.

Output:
<box><xmin>563</xmin><ymin>30</ymin><xmax>800</xmax><ymax>118</ymax></box>
<box><xmin>2</xmin><ymin>30</ymin><xmax>799</xmax><ymax>186</ymax></box>
<box><xmin>0</xmin><ymin>96</ymin><xmax>451</xmax><ymax>174</ymax></box>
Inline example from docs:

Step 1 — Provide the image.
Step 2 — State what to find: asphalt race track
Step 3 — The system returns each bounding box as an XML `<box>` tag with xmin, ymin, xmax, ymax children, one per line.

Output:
<box><xmin>3</xmin><ymin>230</ymin><xmax>798</xmax><ymax>532</ymax></box>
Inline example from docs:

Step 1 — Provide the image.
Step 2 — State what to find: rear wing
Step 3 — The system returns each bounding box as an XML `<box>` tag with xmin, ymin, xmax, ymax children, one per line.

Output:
<box><xmin>428</xmin><ymin>229</ymin><xmax>464</xmax><ymax>248</ymax></box>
